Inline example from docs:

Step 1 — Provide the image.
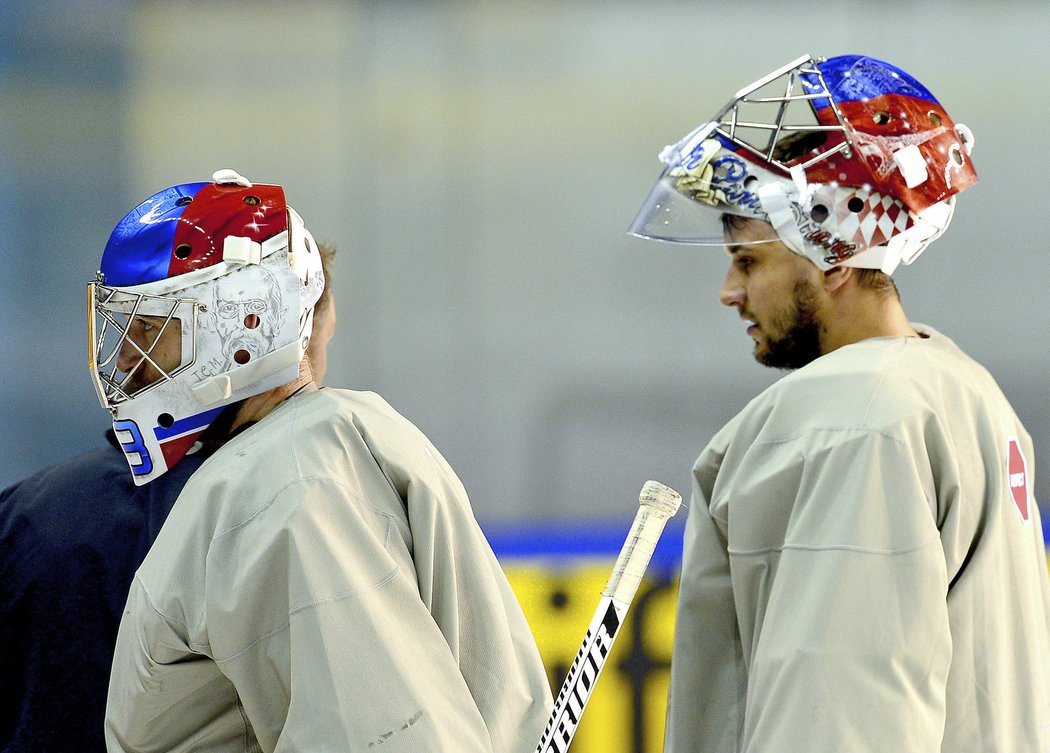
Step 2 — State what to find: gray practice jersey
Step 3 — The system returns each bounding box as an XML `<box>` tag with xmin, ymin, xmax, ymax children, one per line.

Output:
<box><xmin>106</xmin><ymin>388</ymin><xmax>552</xmax><ymax>752</ymax></box>
<box><xmin>665</xmin><ymin>327</ymin><xmax>1050</xmax><ymax>752</ymax></box>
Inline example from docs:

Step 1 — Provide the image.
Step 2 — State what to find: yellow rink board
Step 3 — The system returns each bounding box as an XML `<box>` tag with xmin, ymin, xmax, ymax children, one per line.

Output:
<box><xmin>502</xmin><ymin>553</ymin><xmax>1050</xmax><ymax>753</ymax></box>
<box><xmin>503</xmin><ymin>561</ymin><xmax>679</xmax><ymax>753</ymax></box>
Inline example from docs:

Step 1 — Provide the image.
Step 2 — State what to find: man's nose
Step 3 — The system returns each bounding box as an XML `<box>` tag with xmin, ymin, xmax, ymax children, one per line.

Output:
<box><xmin>116</xmin><ymin>338</ymin><xmax>145</xmax><ymax>374</ymax></box>
<box><xmin>719</xmin><ymin>269</ymin><xmax>744</xmax><ymax>309</ymax></box>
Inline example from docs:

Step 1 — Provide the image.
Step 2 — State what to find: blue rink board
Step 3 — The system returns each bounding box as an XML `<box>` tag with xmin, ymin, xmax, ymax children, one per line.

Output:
<box><xmin>485</xmin><ymin>518</ymin><xmax>1050</xmax><ymax>568</ymax></box>
<box><xmin>485</xmin><ymin>520</ymin><xmax>687</xmax><ymax>571</ymax></box>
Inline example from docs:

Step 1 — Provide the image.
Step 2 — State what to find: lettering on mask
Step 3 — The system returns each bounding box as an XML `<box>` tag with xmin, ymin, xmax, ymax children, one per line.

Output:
<box><xmin>791</xmin><ymin>203</ymin><xmax>858</xmax><ymax>264</ymax></box>
<box><xmin>190</xmin><ymin>356</ymin><xmax>225</xmax><ymax>382</ymax></box>
<box><xmin>677</xmin><ymin>142</ymin><xmax>762</xmax><ymax>213</ymax></box>
<box><xmin>709</xmin><ymin>155</ymin><xmax>762</xmax><ymax>212</ymax></box>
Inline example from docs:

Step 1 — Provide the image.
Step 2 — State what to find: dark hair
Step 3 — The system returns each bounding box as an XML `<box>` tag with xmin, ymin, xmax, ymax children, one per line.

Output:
<box><xmin>720</xmin><ymin>212</ymin><xmax>751</xmax><ymax>236</ymax></box>
<box><xmin>852</xmin><ymin>267</ymin><xmax>899</xmax><ymax>298</ymax></box>
<box><xmin>314</xmin><ymin>241</ymin><xmax>336</xmax><ymax>315</ymax></box>
<box><xmin>771</xmin><ymin>130</ymin><xmax>829</xmax><ymax>164</ymax></box>
<box><xmin>723</xmin><ymin>210</ymin><xmax>900</xmax><ymax>297</ymax></box>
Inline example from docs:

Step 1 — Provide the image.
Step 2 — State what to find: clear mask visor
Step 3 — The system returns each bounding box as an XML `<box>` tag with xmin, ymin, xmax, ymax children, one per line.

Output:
<box><xmin>628</xmin><ymin>122</ymin><xmax>779</xmax><ymax>247</ymax></box>
<box><xmin>628</xmin><ymin>55</ymin><xmax>850</xmax><ymax>248</ymax></box>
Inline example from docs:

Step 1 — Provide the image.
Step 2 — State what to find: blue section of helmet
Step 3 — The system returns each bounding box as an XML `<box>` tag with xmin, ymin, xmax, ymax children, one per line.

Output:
<box><xmin>99</xmin><ymin>182</ymin><xmax>207</xmax><ymax>286</ymax></box>
<box><xmin>153</xmin><ymin>405</ymin><xmax>226</xmax><ymax>441</ymax></box>
<box><xmin>803</xmin><ymin>55</ymin><xmax>939</xmax><ymax>112</ymax></box>
<box><xmin>715</xmin><ymin>133</ymin><xmax>738</xmax><ymax>151</ymax></box>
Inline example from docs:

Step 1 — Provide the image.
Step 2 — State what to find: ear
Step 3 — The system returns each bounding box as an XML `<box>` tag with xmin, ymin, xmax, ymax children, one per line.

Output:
<box><xmin>822</xmin><ymin>264</ymin><xmax>853</xmax><ymax>294</ymax></box>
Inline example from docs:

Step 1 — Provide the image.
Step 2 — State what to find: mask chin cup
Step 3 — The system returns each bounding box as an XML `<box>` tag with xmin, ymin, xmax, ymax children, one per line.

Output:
<box><xmin>898</xmin><ymin>199</ymin><xmax>955</xmax><ymax>267</ymax></box>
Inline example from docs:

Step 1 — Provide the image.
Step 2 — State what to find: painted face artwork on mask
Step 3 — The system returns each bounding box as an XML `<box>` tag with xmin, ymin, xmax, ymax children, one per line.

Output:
<box><xmin>211</xmin><ymin>266</ymin><xmax>286</xmax><ymax>368</ymax></box>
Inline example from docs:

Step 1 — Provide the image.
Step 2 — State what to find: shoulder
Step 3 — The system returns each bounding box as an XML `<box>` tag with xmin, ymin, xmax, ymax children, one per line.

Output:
<box><xmin>251</xmin><ymin>387</ymin><xmax>414</xmax><ymax>440</ymax></box>
<box><xmin>172</xmin><ymin>389</ymin><xmax>431</xmax><ymax>527</ymax></box>
<box><xmin>2</xmin><ymin>444</ymin><xmax>125</xmax><ymax>498</ymax></box>
<box><xmin>304</xmin><ymin>388</ymin><xmax>447</xmax><ymax>466</ymax></box>
<box><xmin>248</xmin><ymin>388</ymin><xmax>437</xmax><ymax>472</ymax></box>
<box><xmin>317</xmin><ymin>388</ymin><xmax>426</xmax><ymax>434</ymax></box>
<box><xmin>0</xmin><ymin>444</ymin><xmax>147</xmax><ymax>589</ymax></box>
<box><xmin>1</xmin><ymin>444</ymin><xmax>134</xmax><ymax>534</ymax></box>
<box><xmin>744</xmin><ymin>327</ymin><xmax>995</xmax><ymax>439</ymax></box>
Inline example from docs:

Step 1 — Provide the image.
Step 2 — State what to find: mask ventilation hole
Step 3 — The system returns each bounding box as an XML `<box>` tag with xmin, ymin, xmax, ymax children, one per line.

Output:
<box><xmin>158</xmin><ymin>413</ymin><xmax>175</xmax><ymax>428</ymax></box>
<box><xmin>847</xmin><ymin>197</ymin><xmax>866</xmax><ymax>213</ymax></box>
<box><xmin>743</xmin><ymin>175</ymin><xmax>758</xmax><ymax>189</ymax></box>
<box><xmin>928</xmin><ymin>111</ymin><xmax>943</xmax><ymax>127</ymax></box>
<box><xmin>243</xmin><ymin>314</ymin><xmax>260</xmax><ymax>330</ymax></box>
<box><xmin>949</xmin><ymin>144</ymin><xmax>965</xmax><ymax>166</ymax></box>
<box><xmin>234</xmin><ymin>349</ymin><xmax>251</xmax><ymax>365</ymax></box>
<box><xmin>244</xmin><ymin>195</ymin><xmax>261</xmax><ymax>206</ymax></box>
<box><xmin>872</xmin><ymin>111</ymin><xmax>892</xmax><ymax>126</ymax></box>
<box><xmin>175</xmin><ymin>196</ymin><xmax>193</xmax><ymax>207</ymax></box>
<box><xmin>174</xmin><ymin>243</ymin><xmax>192</xmax><ymax>259</ymax></box>
<box><xmin>810</xmin><ymin>204</ymin><xmax>829</xmax><ymax>223</ymax></box>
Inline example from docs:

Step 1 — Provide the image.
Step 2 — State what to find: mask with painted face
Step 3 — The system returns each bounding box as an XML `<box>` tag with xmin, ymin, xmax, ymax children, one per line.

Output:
<box><xmin>88</xmin><ymin>169</ymin><xmax>325</xmax><ymax>484</ymax></box>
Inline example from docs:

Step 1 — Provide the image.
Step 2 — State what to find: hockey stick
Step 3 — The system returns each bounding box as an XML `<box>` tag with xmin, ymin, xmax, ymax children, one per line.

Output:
<box><xmin>535</xmin><ymin>480</ymin><xmax>682</xmax><ymax>753</ymax></box>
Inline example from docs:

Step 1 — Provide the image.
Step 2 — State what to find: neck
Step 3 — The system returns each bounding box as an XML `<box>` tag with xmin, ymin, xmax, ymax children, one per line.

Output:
<box><xmin>820</xmin><ymin>289</ymin><xmax>918</xmax><ymax>355</ymax></box>
<box><xmin>228</xmin><ymin>371</ymin><xmax>316</xmax><ymax>436</ymax></box>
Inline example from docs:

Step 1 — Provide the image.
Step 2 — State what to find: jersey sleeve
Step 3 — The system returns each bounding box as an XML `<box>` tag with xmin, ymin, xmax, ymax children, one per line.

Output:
<box><xmin>206</xmin><ymin>475</ymin><xmax>502</xmax><ymax>753</ymax></box>
<box><xmin>344</xmin><ymin>393</ymin><xmax>553</xmax><ymax>752</ymax></box>
<box><xmin>737</xmin><ymin>428</ymin><xmax>951</xmax><ymax>752</ymax></box>
<box><xmin>665</xmin><ymin>464</ymin><xmax>747</xmax><ymax>753</ymax></box>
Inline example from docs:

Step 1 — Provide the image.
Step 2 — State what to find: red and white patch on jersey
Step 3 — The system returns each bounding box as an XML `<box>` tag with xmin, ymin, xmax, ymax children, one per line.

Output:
<box><xmin>1007</xmin><ymin>436</ymin><xmax>1031</xmax><ymax>525</ymax></box>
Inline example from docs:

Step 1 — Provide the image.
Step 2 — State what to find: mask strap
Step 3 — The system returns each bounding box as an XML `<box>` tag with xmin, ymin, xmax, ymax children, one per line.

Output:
<box><xmin>757</xmin><ymin>181</ymin><xmax>806</xmax><ymax>256</ymax></box>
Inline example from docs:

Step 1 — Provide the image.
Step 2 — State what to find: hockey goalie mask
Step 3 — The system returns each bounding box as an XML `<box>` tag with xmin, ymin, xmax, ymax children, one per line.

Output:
<box><xmin>629</xmin><ymin>54</ymin><xmax>978</xmax><ymax>273</ymax></box>
<box><xmin>88</xmin><ymin>169</ymin><xmax>325</xmax><ymax>485</ymax></box>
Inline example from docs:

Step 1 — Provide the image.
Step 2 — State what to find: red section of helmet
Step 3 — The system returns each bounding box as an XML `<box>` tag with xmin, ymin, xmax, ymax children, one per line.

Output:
<box><xmin>168</xmin><ymin>182</ymin><xmax>288</xmax><ymax>277</ymax></box>
<box><xmin>805</xmin><ymin>94</ymin><xmax>977</xmax><ymax>214</ymax></box>
<box><xmin>158</xmin><ymin>430</ymin><xmax>205</xmax><ymax>472</ymax></box>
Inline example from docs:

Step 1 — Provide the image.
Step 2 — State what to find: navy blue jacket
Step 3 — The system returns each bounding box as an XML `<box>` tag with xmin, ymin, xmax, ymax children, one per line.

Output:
<box><xmin>0</xmin><ymin>434</ymin><xmax>206</xmax><ymax>752</ymax></box>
